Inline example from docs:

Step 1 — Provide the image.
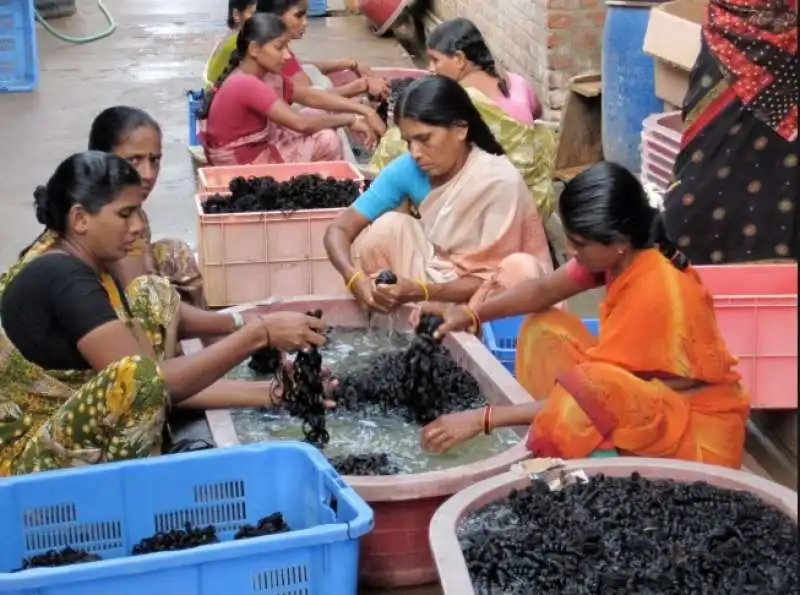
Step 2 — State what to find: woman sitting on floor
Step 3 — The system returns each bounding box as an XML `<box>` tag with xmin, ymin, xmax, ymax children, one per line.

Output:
<box><xmin>199</xmin><ymin>13</ymin><xmax>385</xmax><ymax>166</ymax></box>
<box><xmin>0</xmin><ymin>151</ymin><xmax>331</xmax><ymax>476</ymax></box>
<box><xmin>88</xmin><ymin>106</ymin><xmax>206</xmax><ymax>307</ymax></box>
<box><xmin>324</xmin><ymin>75</ymin><xmax>553</xmax><ymax>316</ymax></box>
<box><xmin>423</xmin><ymin>161</ymin><xmax>750</xmax><ymax>471</ymax></box>
<box><xmin>256</xmin><ymin>0</ymin><xmax>388</xmax><ymax>98</ymax></box>
<box><xmin>370</xmin><ymin>18</ymin><xmax>557</xmax><ymax>222</ymax></box>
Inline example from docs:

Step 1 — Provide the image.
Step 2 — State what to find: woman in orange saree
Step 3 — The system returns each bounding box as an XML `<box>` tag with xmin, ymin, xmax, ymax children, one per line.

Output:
<box><xmin>423</xmin><ymin>161</ymin><xmax>750</xmax><ymax>470</ymax></box>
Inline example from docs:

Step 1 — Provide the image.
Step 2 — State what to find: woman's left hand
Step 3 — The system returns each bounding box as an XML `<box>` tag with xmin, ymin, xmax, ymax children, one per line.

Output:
<box><xmin>350</xmin><ymin>60</ymin><xmax>372</xmax><ymax>77</ymax></box>
<box><xmin>372</xmin><ymin>274</ymin><xmax>421</xmax><ymax>312</ymax></box>
<box><xmin>421</xmin><ymin>410</ymin><xmax>484</xmax><ymax>454</ymax></box>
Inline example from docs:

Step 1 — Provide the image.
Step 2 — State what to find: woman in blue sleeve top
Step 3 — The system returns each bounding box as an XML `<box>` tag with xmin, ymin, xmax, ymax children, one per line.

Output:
<box><xmin>323</xmin><ymin>74</ymin><xmax>554</xmax><ymax>319</ymax></box>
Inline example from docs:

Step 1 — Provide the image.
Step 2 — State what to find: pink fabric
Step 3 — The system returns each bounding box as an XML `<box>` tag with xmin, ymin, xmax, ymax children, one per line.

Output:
<box><xmin>493</xmin><ymin>72</ymin><xmax>542</xmax><ymax>125</ymax></box>
<box><xmin>204</xmin><ymin>73</ymin><xmax>295</xmax><ymax>164</ymax></box>
<box><xmin>281</xmin><ymin>49</ymin><xmax>303</xmax><ymax>79</ymax></box>
<box><xmin>564</xmin><ymin>258</ymin><xmax>612</xmax><ymax>290</ymax></box>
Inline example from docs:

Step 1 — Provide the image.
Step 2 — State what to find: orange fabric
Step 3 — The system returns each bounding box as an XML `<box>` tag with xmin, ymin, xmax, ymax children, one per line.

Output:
<box><xmin>516</xmin><ymin>249</ymin><xmax>750</xmax><ymax>469</ymax></box>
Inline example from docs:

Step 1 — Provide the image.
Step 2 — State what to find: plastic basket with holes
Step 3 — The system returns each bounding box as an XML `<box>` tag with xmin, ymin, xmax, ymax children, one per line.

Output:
<box><xmin>0</xmin><ymin>0</ymin><xmax>39</xmax><ymax>93</ymax></box>
<box><xmin>0</xmin><ymin>442</ymin><xmax>373</xmax><ymax>595</ymax></box>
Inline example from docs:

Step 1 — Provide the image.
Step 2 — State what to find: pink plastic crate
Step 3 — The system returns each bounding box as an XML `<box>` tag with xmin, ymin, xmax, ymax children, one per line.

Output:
<box><xmin>197</xmin><ymin>161</ymin><xmax>363</xmax><ymax>194</ymax></box>
<box><xmin>642</xmin><ymin>110</ymin><xmax>683</xmax><ymax>149</ymax></box>
<box><xmin>196</xmin><ymin>196</ymin><xmax>357</xmax><ymax>306</ymax></box>
<box><xmin>696</xmin><ymin>264</ymin><xmax>798</xmax><ymax>409</ymax></box>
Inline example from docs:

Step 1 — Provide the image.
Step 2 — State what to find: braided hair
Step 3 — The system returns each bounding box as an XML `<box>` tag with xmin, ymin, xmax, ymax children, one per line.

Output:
<box><xmin>559</xmin><ymin>161</ymin><xmax>690</xmax><ymax>270</ymax></box>
<box><xmin>198</xmin><ymin>13</ymin><xmax>288</xmax><ymax>120</ymax></box>
<box><xmin>427</xmin><ymin>17</ymin><xmax>509</xmax><ymax>97</ymax></box>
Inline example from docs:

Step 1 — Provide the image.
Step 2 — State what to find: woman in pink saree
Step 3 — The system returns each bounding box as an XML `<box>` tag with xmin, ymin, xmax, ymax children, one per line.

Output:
<box><xmin>198</xmin><ymin>13</ymin><xmax>384</xmax><ymax>166</ymax></box>
<box><xmin>324</xmin><ymin>75</ymin><xmax>553</xmax><ymax>317</ymax></box>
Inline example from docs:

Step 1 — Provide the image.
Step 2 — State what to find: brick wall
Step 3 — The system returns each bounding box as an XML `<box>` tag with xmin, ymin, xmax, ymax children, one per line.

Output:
<box><xmin>431</xmin><ymin>0</ymin><xmax>606</xmax><ymax>120</ymax></box>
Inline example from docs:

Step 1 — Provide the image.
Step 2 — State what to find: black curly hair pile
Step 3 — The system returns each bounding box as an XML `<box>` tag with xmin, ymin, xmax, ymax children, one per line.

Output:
<box><xmin>458</xmin><ymin>472</ymin><xmax>799</xmax><ymax>594</ymax></box>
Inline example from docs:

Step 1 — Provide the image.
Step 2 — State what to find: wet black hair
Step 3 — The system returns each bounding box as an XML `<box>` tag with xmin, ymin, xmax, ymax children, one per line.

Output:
<box><xmin>558</xmin><ymin>161</ymin><xmax>689</xmax><ymax>270</ymax></box>
<box><xmin>88</xmin><ymin>106</ymin><xmax>161</xmax><ymax>153</ymax></box>
<box><xmin>256</xmin><ymin>0</ymin><xmax>305</xmax><ymax>15</ymax></box>
<box><xmin>427</xmin><ymin>18</ymin><xmax>509</xmax><ymax>98</ymax></box>
<box><xmin>198</xmin><ymin>13</ymin><xmax>288</xmax><ymax>120</ymax></box>
<box><xmin>227</xmin><ymin>0</ymin><xmax>257</xmax><ymax>28</ymax></box>
<box><xmin>32</xmin><ymin>151</ymin><xmax>141</xmax><ymax>236</ymax></box>
<box><xmin>396</xmin><ymin>74</ymin><xmax>506</xmax><ymax>156</ymax></box>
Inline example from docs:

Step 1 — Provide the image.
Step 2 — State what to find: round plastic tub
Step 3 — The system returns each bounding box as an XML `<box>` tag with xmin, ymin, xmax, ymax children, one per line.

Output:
<box><xmin>429</xmin><ymin>457</ymin><xmax>798</xmax><ymax>594</ymax></box>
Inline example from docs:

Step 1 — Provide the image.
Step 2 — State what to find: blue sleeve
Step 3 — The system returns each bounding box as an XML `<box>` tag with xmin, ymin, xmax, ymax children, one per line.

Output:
<box><xmin>352</xmin><ymin>153</ymin><xmax>431</xmax><ymax>221</ymax></box>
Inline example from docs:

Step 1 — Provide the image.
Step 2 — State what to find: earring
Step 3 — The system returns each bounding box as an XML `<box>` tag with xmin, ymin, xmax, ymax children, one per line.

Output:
<box><xmin>617</xmin><ymin>248</ymin><xmax>625</xmax><ymax>255</ymax></box>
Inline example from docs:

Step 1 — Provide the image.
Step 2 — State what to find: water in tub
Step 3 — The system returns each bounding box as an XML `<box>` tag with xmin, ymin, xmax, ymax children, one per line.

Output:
<box><xmin>228</xmin><ymin>326</ymin><xmax>520</xmax><ymax>474</ymax></box>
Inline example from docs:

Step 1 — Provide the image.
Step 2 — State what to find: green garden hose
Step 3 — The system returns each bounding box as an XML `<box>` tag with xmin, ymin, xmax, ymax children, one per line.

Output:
<box><xmin>34</xmin><ymin>0</ymin><xmax>116</xmax><ymax>44</ymax></box>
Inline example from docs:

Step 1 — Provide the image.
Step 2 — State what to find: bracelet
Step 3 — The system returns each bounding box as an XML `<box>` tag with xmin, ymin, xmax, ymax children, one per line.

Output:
<box><xmin>414</xmin><ymin>279</ymin><xmax>430</xmax><ymax>302</ymax></box>
<box><xmin>462</xmin><ymin>305</ymin><xmax>480</xmax><ymax>334</ymax></box>
<box><xmin>346</xmin><ymin>270</ymin><xmax>364</xmax><ymax>290</ymax></box>
<box><xmin>483</xmin><ymin>405</ymin><xmax>494</xmax><ymax>435</ymax></box>
<box><xmin>230</xmin><ymin>312</ymin><xmax>245</xmax><ymax>330</ymax></box>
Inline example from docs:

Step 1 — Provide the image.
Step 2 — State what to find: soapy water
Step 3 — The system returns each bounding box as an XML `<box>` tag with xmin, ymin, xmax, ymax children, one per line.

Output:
<box><xmin>229</xmin><ymin>327</ymin><xmax>521</xmax><ymax>474</ymax></box>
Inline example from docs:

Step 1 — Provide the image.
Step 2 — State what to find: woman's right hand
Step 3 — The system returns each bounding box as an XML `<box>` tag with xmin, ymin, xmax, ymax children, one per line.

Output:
<box><xmin>256</xmin><ymin>311</ymin><xmax>327</xmax><ymax>351</ymax></box>
<box><xmin>364</xmin><ymin>76</ymin><xmax>389</xmax><ymax>99</ymax></box>
<box><xmin>433</xmin><ymin>305</ymin><xmax>476</xmax><ymax>339</ymax></box>
<box><xmin>349</xmin><ymin>116</ymin><xmax>377</xmax><ymax>149</ymax></box>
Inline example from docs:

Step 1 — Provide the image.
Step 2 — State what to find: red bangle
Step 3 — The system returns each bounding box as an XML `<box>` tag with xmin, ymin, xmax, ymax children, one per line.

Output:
<box><xmin>483</xmin><ymin>405</ymin><xmax>494</xmax><ymax>435</ymax></box>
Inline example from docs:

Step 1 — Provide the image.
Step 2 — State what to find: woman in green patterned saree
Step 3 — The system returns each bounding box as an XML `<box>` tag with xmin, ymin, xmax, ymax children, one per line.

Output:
<box><xmin>370</xmin><ymin>18</ymin><xmax>557</xmax><ymax>222</ymax></box>
<box><xmin>0</xmin><ymin>151</ymin><xmax>328</xmax><ymax>476</ymax></box>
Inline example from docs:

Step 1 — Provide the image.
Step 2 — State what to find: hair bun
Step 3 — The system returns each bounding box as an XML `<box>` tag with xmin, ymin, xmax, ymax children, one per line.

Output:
<box><xmin>33</xmin><ymin>185</ymin><xmax>51</xmax><ymax>227</ymax></box>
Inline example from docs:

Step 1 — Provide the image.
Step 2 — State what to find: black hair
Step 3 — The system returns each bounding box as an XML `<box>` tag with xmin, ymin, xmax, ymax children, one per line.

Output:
<box><xmin>227</xmin><ymin>0</ymin><xmax>257</xmax><ymax>28</ymax></box>
<box><xmin>198</xmin><ymin>13</ymin><xmax>288</xmax><ymax>120</ymax></box>
<box><xmin>33</xmin><ymin>151</ymin><xmax>142</xmax><ymax>235</ymax></box>
<box><xmin>558</xmin><ymin>161</ymin><xmax>689</xmax><ymax>270</ymax></box>
<box><xmin>396</xmin><ymin>74</ymin><xmax>506</xmax><ymax>156</ymax></box>
<box><xmin>88</xmin><ymin>106</ymin><xmax>161</xmax><ymax>153</ymax></box>
<box><xmin>427</xmin><ymin>18</ymin><xmax>509</xmax><ymax>98</ymax></box>
<box><xmin>256</xmin><ymin>0</ymin><xmax>304</xmax><ymax>15</ymax></box>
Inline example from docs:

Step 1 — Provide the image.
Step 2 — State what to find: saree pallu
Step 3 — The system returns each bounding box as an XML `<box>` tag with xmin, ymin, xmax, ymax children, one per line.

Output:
<box><xmin>369</xmin><ymin>86</ymin><xmax>558</xmax><ymax>222</ymax></box>
<box><xmin>128</xmin><ymin>210</ymin><xmax>206</xmax><ymax>308</ymax></box>
<box><xmin>353</xmin><ymin>149</ymin><xmax>553</xmax><ymax>304</ymax></box>
<box><xmin>0</xmin><ymin>232</ymin><xmax>181</xmax><ymax>476</ymax></box>
<box><xmin>663</xmin><ymin>0</ymin><xmax>797</xmax><ymax>264</ymax></box>
<box><xmin>516</xmin><ymin>249</ymin><xmax>750</xmax><ymax>470</ymax></box>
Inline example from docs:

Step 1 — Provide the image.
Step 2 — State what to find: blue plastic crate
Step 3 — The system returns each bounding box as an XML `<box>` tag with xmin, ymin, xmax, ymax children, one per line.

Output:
<box><xmin>482</xmin><ymin>315</ymin><xmax>599</xmax><ymax>377</ymax></box>
<box><xmin>187</xmin><ymin>89</ymin><xmax>204</xmax><ymax>146</ymax></box>
<box><xmin>0</xmin><ymin>442</ymin><xmax>373</xmax><ymax>595</ymax></box>
<box><xmin>0</xmin><ymin>0</ymin><xmax>39</xmax><ymax>92</ymax></box>
<box><xmin>307</xmin><ymin>0</ymin><xmax>327</xmax><ymax>17</ymax></box>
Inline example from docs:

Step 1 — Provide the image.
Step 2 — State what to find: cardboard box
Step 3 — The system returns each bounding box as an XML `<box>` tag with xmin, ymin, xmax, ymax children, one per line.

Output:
<box><xmin>643</xmin><ymin>0</ymin><xmax>707</xmax><ymax>107</ymax></box>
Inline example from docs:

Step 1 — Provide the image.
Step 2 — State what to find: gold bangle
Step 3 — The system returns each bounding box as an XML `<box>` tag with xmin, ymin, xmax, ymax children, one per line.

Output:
<box><xmin>462</xmin><ymin>306</ymin><xmax>480</xmax><ymax>334</ymax></box>
<box><xmin>346</xmin><ymin>270</ymin><xmax>364</xmax><ymax>290</ymax></box>
<box><xmin>415</xmin><ymin>279</ymin><xmax>430</xmax><ymax>302</ymax></box>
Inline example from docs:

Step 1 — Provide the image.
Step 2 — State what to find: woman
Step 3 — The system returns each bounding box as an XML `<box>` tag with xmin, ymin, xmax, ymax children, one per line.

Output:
<box><xmin>663</xmin><ymin>0</ymin><xmax>797</xmax><ymax>264</ymax></box>
<box><xmin>370</xmin><ymin>18</ymin><xmax>557</xmax><ymax>222</ymax></box>
<box><xmin>89</xmin><ymin>106</ymin><xmax>206</xmax><ymax>308</ymax></box>
<box><xmin>324</xmin><ymin>75</ymin><xmax>553</xmax><ymax>316</ymax></box>
<box><xmin>199</xmin><ymin>13</ymin><xmax>385</xmax><ymax>166</ymax></box>
<box><xmin>0</xmin><ymin>151</ymin><xmax>329</xmax><ymax>476</ymax></box>
<box><xmin>424</xmin><ymin>162</ymin><xmax>750</xmax><ymax>470</ymax></box>
<box><xmin>256</xmin><ymin>0</ymin><xmax>388</xmax><ymax>98</ymax></box>
<box><xmin>205</xmin><ymin>0</ymin><xmax>258</xmax><ymax>86</ymax></box>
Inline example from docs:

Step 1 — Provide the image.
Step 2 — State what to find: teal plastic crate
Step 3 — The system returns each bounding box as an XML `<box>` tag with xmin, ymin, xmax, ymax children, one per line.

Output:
<box><xmin>482</xmin><ymin>315</ymin><xmax>599</xmax><ymax>377</ymax></box>
<box><xmin>0</xmin><ymin>0</ymin><xmax>39</xmax><ymax>92</ymax></box>
<box><xmin>0</xmin><ymin>442</ymin><xmax>373</xmax><ymax>595</ymax></box>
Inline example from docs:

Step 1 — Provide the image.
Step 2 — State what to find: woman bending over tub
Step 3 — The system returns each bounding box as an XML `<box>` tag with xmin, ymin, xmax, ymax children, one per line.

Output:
<box><xmin>323</xmin><ymin>75</ymin><xmax>554</xmax><ymax>317</ymax></box>
<box><xmin>0</xmin><ymin>151</ymin><xmax>334</xmax><ymax>476</ymax></box>
<box><xmin>199</xmin><ymin>13</ymin><xmax>385</xmax><ymax>166</ymax></box>
<box><xmin>423</xmin><ymin>162</ymin><xmax>750</xmax><ymax>471</ymax></box>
